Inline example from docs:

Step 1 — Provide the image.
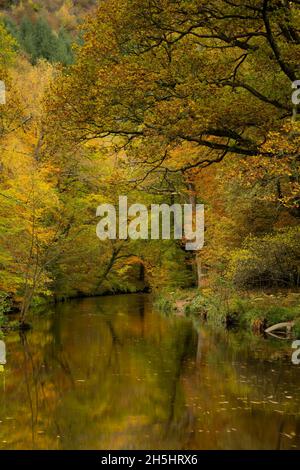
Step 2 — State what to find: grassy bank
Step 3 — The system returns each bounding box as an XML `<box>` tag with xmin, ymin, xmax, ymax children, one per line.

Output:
<box><xmin>154</xmin><ymin>288</ymin><xmax>300</xmax><ymax>337</ymax></box>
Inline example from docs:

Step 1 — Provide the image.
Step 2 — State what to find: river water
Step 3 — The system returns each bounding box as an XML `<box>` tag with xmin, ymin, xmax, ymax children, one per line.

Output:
<box><xmin>0</xmin><ymin>294</ymin><xmax>300</xmax><ymax>450</ymax></box>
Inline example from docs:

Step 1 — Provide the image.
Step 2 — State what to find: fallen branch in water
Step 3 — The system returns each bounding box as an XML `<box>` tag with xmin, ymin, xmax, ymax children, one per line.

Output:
<box><xmin>265</xmin><ymin>321</ymin><xmax>295</xmax><ymax>339</ymax></box>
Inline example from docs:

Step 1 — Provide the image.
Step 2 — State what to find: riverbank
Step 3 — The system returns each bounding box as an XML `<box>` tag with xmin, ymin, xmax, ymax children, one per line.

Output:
<box><xmin>0</xmin><ymin>286</ymin><xmax>150</xmax><ymax>333</ymax></box>
<box><xmin>154</xmin><ymin>288</ymin><xmax>300</xmax><ymax>338</ymax></box>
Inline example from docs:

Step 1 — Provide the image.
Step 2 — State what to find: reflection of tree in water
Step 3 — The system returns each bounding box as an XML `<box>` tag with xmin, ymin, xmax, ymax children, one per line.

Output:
<box><xmin>48</xmin><ymin>311</ymin><xmax>75</xmax><ymax>386</ymax></box>
<box><xmin>17</xmin><ymin>308</ymin><xmax>125</xmax><ymax>448</ymax></box>
<box><xmin>178</xmin><ymin>327</ymin><xmax>300</xmax><ymax>450</ymax></box>
<box><xmin>3</xmin><ymin>295</ymin><xmax>300</xmax><ymax>449</ymax></box>
<box><xmin>165</xmin><ymin>327</ymin><xmax>196</xmax><ymax>432</ymax></box>
<box><xmin>104</xmin><ymin>319</ymin><xmax>123</xmax><ymax>376</ymax></box>
<box><xmin>20</xmin><ymin>332</ymin><xmax>36</xmax><ymax>447</ymax></box>
<box><xmin>138</xmin><ymin>300</ymin><xmax>145</xmax><ymax>338</ymax></box>
<box><xmin>104</xmin><ymin>299</ymin><xmax>147</xmax><ymax>375</ymax></box>
<box><xmin>110</xmin><ymin>319</ymin><xmax>199</xmax><ymax>449</ymax></box>
<box><xmin>19</xmin><ymin>330</ymin><xmax>65</xmax><ymax>449</ymax></box>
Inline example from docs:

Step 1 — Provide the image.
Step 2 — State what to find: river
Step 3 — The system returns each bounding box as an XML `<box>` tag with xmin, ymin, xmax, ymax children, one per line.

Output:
<box><xmin>0</xmin><ymin>294</ymin><xmax>299</xmax><ymax>449</ymax></box>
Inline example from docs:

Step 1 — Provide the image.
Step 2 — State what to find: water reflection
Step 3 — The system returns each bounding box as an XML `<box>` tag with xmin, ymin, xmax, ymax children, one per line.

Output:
<box><xmin>0</xmin><ymin>294</ymin><xmax>300</xmax><ymax>450</ymax></box>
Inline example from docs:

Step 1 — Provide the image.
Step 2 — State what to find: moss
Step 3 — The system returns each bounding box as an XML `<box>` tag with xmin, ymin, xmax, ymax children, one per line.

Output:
<box><xmin>293</xmin><ymin>318</ymin><xmax>300</xmax><ymax>338</ymax></box>
<box><xmin>240</xmin><ymin>305</ymin><xmax>300</xmax><ymax>333</ymax></box>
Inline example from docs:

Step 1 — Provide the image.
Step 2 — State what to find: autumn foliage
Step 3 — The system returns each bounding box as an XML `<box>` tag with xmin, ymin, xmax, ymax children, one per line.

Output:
<box><xmin>1</xmin><ymin>0</ymin><xmax>300</xmax><ymax>318</ymax></box>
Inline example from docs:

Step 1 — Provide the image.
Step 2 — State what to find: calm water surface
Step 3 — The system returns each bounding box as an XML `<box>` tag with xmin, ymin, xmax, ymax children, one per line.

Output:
<box><xmin>0</xmin><ymin>294</ymin><xmax>300</xmax><ymax>450</ymax></box>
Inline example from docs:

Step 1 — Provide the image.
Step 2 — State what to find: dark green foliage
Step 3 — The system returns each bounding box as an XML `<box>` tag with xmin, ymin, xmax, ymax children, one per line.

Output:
<box><xmin>4</xmin><ymin>16</ymin><xmax>74</xmax><ymax>65</ymax></box>
<box><xmin>294</xmin><ymin>319</ymin><xmax>300</xmax><ymax>338</ymax></box>
<box><xmin>56</xmin><ymin>28</ymin><xmax>74</xmax><ymax>65</ymax></box>
<box><xmin>0</xmin><ymin>292</ymin><xmax>11</xmax><ymax>316</ymax></box>
<box><xmin>241</xmin><ymin>305</ymin><xmax>300</xmax><ymax>330</ymax></box>
<box><xmin>19</xmin><ymin>17</ymin><xmax>36</xmax><ymax>59</ymax></box>
<box><xmin>229</xmin><ymin>227</ymin><xmax>300</xmax><ymax>289</ymax></box>
<box><xmin>2</xmin><ymin>16</ymin><xmax>19</xmax><ymax>40</ymax></box>
<box><xmin>0</xmin><ymin>292</ymin><xmax>11</xmax><ymax>329</ymax></box>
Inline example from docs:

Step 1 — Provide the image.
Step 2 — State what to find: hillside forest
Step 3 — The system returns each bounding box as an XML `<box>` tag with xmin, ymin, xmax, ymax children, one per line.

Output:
<box><xmin>1</xmin><ymin>0</ymin><xmax>300</xmax><ymax>331</ymax></box>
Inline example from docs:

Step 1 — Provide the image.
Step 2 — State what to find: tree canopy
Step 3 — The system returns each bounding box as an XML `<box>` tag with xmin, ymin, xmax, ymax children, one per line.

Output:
<box><xmin>1</xmin><ymin>0</ymin><xmax>300</xmax><ymax>319</ymax></box>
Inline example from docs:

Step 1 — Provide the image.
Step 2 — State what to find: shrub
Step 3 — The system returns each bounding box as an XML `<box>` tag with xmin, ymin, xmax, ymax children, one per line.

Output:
<box><xmin>228</xmin><ymin>227</ymin><xmax>300</xmax><ymax>289</ymax></box>
<box><xmin>184</xmin><ymin>294</ymin><xmax>208</xmax><ymax>317</ymax></box>
<box><xmin>154</xmin><ymin>293</ymin><xmax>174</xmax><ymax>314</ymax></box>
<box><xmin>240</xmin><ymin>304</ymin><xmax>300</xmax><ymax>334</ymax></box>
<box><xmin>0</xmin><ymin>292</ymin><xmax>11</xmax><ymax>328</ymax></box>
<box><xmin>294</xmin><ymin>319</ymin><xmax>300</xmax><ymax>338</ymax></box>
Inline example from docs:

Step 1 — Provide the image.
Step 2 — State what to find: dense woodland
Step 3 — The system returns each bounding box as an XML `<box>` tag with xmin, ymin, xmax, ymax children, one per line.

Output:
<box><xmin>1</xmin><ymin>0</ymin><xmax>300</xmax><ymax>326</ymax></box>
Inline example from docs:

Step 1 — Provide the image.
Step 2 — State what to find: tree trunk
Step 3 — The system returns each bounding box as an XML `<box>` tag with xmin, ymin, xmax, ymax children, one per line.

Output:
<box><xmin>188</xmin><ymin>182</ymin><xmax>202</xmax><ymax>289</ymax></box>
<box><xmin>196</xmin><ymin>254</ymin><xmax>202</xmax><ymax>288</ymax></box>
